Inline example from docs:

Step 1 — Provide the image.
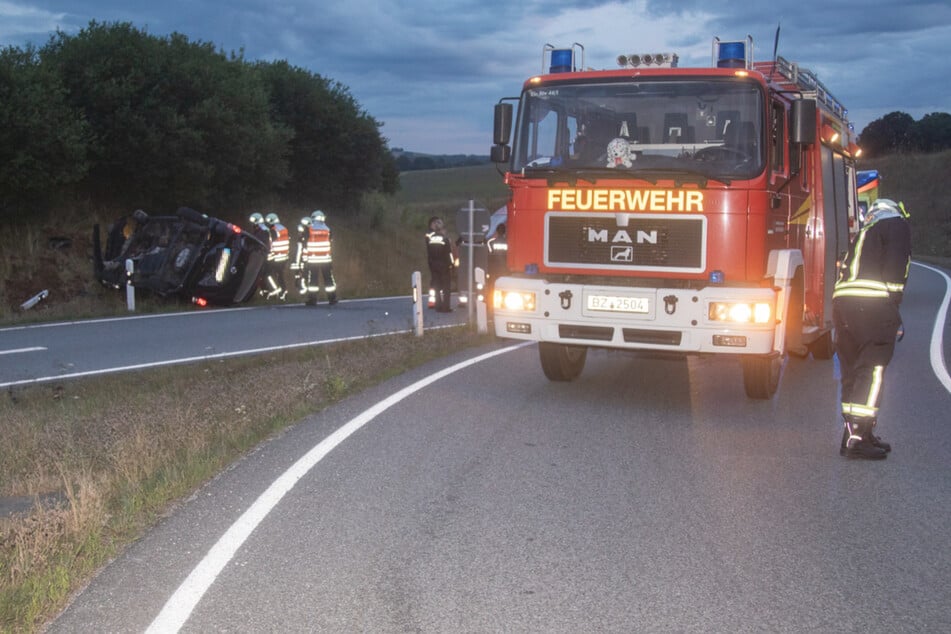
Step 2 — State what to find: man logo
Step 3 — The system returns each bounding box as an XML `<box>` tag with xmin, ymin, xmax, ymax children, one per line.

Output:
<box><xmin>588</xmin><ymin>228</ymin><xmax>658</xmax><ymax>244</ymax></box>
<box><xmin>611</xmin><ymin>246</ymin><xmax>633</xmax><ymax>262</ymax></box>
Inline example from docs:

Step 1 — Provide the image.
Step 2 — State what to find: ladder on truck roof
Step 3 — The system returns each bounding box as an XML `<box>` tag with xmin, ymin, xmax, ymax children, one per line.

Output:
<box><xmin>758</xmin><ymin>56</ymin><xmax>848</xmax><ymax>121</ymax></box>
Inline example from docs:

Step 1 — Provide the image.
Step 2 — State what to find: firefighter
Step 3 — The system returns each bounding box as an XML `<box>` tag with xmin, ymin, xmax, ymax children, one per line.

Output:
<box><xmin>426</xmin><ymin>216</ymin><xmax>456</xmax><ymax>312</ymax></box>
<box><xmin>262</xmin><ymin>213</ymin><xmax>290</xmax><ymax>301</ymax></box>
<box><xmin>833</xmin><ymin>198</ymin><xmax>912</xmax><ymax>460</ymax></box>
<box><xmin>294</xmin><ymin>210</ymin><xmax>338</xmax><ymax>306</ymax></box>
<box><xmin>248</xmin><ymin>212</ymin><xmax>269</xmax><ymax>244</ymax></box>
<box><xmin>248</xmin><ymin>213</ymin><xmax>271</xmax><ymax>297</ymax></box>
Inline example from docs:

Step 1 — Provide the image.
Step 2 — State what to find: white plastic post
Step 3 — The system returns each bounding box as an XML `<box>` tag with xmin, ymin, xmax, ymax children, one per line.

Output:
<box><xmin>125</xmin><ymin>259</ymin><xmax>135</xmax><ymax>312</ymax></box>
<box><xmin>467</xmin><ymin>199</ymin><xmax>475</xmax><ymax>324</ymax></box>
<box><xmin>474</xmin><ymin>266</ymin><xmax>487</xmax><ymax>334</ymax></box>
<box><xmin>19</xmin><ymin>289</ymin><xmax>49</xmax><ymax>310</ymax></box>
<box><xmin>412</xmin><ymin>270</ymin><xmax>424</xmax><ymax>336</ymax></box>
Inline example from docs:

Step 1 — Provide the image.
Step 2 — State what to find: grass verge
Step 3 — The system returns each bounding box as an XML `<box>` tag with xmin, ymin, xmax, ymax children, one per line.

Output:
<box><xmin>0</xmin><ymin>326</ymin><xmax>491</xmax><ymax>632</ymax></box>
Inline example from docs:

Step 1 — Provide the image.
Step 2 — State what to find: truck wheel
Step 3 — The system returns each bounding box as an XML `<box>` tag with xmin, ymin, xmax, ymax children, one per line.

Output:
<box><xmin>539</xmin><ymin>343</ymin><xmax>587</xmax><ymax>381</ymax></box>
<box><xmin>809</xmin><ymin>329</ymin><xmax>835</xmax><ymax>360</ymax></box>
<box><xmin>742</xmin><ymin>354</ymin><xmax>782</xmax><ymax>399</ymax></box>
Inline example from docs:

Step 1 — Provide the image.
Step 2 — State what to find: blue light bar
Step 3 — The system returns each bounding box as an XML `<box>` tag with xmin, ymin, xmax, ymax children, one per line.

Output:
<box><xmin>857</xmin><ymin>170</ymin><xmax>879</xmax><ymax>188</ymax></box>
<box><xmin>717</xmin><ymin>41</ymin><xmax>746</xmax><ymax>68</ymax></box>
<box><xmin>550</xmin><ymin>49</ymin><xmax>573</xmax><ymax>73</ymax></box>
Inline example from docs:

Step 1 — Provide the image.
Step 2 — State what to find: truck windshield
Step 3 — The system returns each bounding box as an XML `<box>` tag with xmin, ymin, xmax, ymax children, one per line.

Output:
<box><xmin>511</xmin><ymin>78</ymin><xmax>765</xmax><ymax>179</ymax></box>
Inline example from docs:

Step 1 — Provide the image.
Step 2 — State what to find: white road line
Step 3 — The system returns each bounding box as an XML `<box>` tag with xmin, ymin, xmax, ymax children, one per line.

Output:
<box><xmin>145</xmin><ymin>342</ymin><xmax>530</xmax><ymax>634</ymax></box>
<box><xmin>912</xmin><ymin>262</ymin><xmax>951</xmax><ymax>393</ymax></box>
<box><xmin>0</xmin><ymin>296</ymin><xmax>409</xmax><ymax>333</ymax></box>
<box><xmin>0</xmin><ymin>324</ymin><xmax>459</xmax><ymax>389</ymax></box>
<box><xmin>0</xmin><ymin>346</ymin><xmax>46</xmax><ymax>356</ymax></box>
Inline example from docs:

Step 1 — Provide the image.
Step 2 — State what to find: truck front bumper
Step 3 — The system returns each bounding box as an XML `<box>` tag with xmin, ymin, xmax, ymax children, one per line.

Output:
<box><xmin>492</xmin><ymin>277</ymin><xmax>778</xmax><ymax>355</ymax></box>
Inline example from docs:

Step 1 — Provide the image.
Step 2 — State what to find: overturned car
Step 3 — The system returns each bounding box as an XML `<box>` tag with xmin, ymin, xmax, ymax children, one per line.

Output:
<box><xmin>93</xmin><ymin>207</ymin><xmax>268</xmax><ymax>306</ymax></box>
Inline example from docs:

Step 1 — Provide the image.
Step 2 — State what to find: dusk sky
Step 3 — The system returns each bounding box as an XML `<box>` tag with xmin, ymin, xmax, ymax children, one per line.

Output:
<box><xmin>2</xmin><ymin>0</ymin><xmax>949</xmax><ymax>155</ymax></box>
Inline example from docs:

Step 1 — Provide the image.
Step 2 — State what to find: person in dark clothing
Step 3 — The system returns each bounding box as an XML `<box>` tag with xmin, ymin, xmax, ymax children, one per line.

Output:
<box><xmin>425</xmin><ymin>216</ymin><xmax>456</xmax><ymax>312</ymax></box>
<box><xmin>833</xmin><ymin>198</ymin><xmax>912</xmax><ymax>460</ymax></box>
<box><xmin>248</xmin><ymin>212</ymin><xmax>270</xmax><ymax>244</ymax></box>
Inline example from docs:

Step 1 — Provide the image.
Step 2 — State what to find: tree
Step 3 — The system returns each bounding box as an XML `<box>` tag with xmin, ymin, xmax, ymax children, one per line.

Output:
<box><xmin>255</xmin><ymin>60</ymin><xmax>398</xmax><ymax>212</ymax></box>
<box><xmin>858</xmin><ymin>111</ymin><xmax>916</xmax><ymax>158</ymax></box>
<box><xmin>40</xmin><ymin>22</ymin><xmax>291</xmax><ymax>213</ymax></box>
<box><xmin>3</xmin><ymin>21</ymin><xmax>399</xmax><ymax>220</ymax></box>
<box><xmin>910</xmin><ymin>112</ymin><xmax>951</xmax><ymax>153</ymax></box>
<box><xmin>0</xmin><ymin>44</ymin><xmax>89</xmax><ymax>221</ymax></box>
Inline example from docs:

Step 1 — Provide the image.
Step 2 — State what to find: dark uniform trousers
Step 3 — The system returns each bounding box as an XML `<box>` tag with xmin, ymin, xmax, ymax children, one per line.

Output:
<box><xmin>833</xmin><ymin>297</ymin><xmax>901</xmax><ymax>420</ymax></box>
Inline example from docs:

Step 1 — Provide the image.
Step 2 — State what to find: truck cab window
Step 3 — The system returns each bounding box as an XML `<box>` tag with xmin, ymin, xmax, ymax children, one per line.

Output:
<box><xmin>770</xmin><ymin>102</ymin><xmax>785</xmax><ymax>174</ymax></box>
<box><xmin>512</xmin><ymin>79</ymin><xmax>765</xmax><ymax>178</ymax></box>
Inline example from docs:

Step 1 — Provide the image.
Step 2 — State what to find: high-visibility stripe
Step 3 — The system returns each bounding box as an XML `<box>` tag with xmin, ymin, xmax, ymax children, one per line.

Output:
<box><xmin>268</xmin><ymin>226</ymin><xmax>290</xmax><ymax>261</ymax></box>
<box><xmin>842</xmin><ymin>366</ymin><xmax>883</xmax><ymax>420</ymax></box>
<box><xmin>842</xmin><ymin>403</ymin><xmax>877</xmax><ymax>418</ymax></box>
<box><xmin>832</xmin><ymin>279</ymin><xmax>890</xmax><ymax>299</ymax></box>
<box><xmin>304</xmin><ymin>228</ymin><xmax>331</xmax><ymax>263</ymax></box>
<box><xmin>866</xmin><ymin>365</ymin><xmax>884</xmax><ymax>410</ymax></box>
<box><xmin>305</xmin><ymin>284</ymin><xmax>335</xmax><ymax>293</ymax></box>
<box><xmin>846</xmin><ymin>229</ymin><xmax>868</xmax><ymax>282</ymax></box>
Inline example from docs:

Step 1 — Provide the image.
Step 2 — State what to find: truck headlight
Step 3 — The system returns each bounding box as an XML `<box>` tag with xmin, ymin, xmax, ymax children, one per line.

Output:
<box><xmin>494</xmin><ymin>289</ymin><xmax>536</xmax><ymax>312</ymax></box>
<box><xmin>708</xmin><ymin>301</ymin><xmax>772</xmax><ymax>324</ymax></box>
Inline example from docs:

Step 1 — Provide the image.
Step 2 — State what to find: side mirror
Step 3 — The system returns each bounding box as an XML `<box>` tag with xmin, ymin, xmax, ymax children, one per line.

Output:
<box><xmin>490</xmin><ymin>144</ymin><xmax>511</xmax><ymax>164</ymax></box>
<box><xmin>790</xmin><ymin>99</ymin><xmax>817</xmax><ymax>145</ymax></box>
<box><xmin>789</xmin><ymin>98</ymin><xmax>817</xmax><ymax>175</ymax></box>
<box><xmin>493</xmin><ymin>103</ymin><xmax>513</xmax><ymax>145</ymax></box>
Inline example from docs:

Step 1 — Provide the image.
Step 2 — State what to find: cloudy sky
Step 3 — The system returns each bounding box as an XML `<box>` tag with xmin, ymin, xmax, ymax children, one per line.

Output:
<box><xmin>2</xmin><ymin>0</ymin><xmax>949</xmax><ymax>155</ymax></box>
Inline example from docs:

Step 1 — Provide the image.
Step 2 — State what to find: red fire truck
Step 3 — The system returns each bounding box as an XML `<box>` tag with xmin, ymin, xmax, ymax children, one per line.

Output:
<box><xmin>489</xmin><ymin>37</ymin><xmax>862</xmax><ymax>398</ymax></box>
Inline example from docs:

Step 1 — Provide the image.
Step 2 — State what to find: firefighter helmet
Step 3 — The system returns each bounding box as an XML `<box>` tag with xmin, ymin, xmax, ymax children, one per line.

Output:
<box><xmin>299</xmin><ymin>216</ymin><xmax>311</xmax><ymax>227</ymax></box>
<box><xmin>265</xmin><ymin>213</ymin><xmax>280</xmax><ymax>225</ymax></box>
<box><xmin>311</xmin><ymin>210</ymin><xmax>326</xmax><ymax>223</ymax></box>
<box><xmin>249</xmin><ymin>212</ymin><xmax>264</xmax><ymax>224</ymax></box>
<box><xmin>866</xmin><ymin>198</ymin><xmax>906</xmax><ymax>223</ymax></box>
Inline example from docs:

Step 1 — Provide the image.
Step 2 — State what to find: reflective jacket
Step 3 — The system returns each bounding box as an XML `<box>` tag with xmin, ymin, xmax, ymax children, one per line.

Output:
<box><xmin>425</xmin><ymin>230</ymin><xmax>454</xmax><ymax>271</ymax></box>
<box><xmin>267</xmin><ymin>224</ymin><xmax>290</xmax><ymax>263</ymax></box>
<box><xmin>303</xmin><ymin>222</ymin><xmax>332</xmax><ymax>264</ymax></box>
<box><xmin>833</xmin><ymin>210</ymin><xmax>911</xmax><ymax>303</ymax></box>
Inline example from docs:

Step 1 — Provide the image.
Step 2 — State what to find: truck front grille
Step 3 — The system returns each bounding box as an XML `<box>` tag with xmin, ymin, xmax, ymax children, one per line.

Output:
<box><xmin>622</xmin><ymin>328</ymin><xmax>682</xmax><ymax>345</ymax></box>
<box><xmin>559</xmin><ymin>325</ymin><xmax>615</xmax><ymax>341</ymax></box>
<box><xmin>545</xmin><ymin>213</ymin><xmax>705</xmax><ymax>273</ymax></box>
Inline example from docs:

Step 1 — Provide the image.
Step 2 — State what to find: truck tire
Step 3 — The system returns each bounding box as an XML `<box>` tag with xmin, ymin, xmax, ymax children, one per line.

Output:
<box><xmin>539</xmin><ymin>343</ymin><xmax>587</xmax><ymax>381</ymax></box>
<box><xmin>809</xmin><ymin>329</ymin><xmax>835</xmax><ymax>360</ymax></box>
<box><xmin>742</xmin><ymin>354</ymin><xmax>782</xmax><ymax>399</ymax></box>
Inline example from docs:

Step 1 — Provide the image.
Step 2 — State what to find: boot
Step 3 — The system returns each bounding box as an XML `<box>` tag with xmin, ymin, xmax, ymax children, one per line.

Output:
<box><xmin>839</xmin><ymin>418</ymin><xmax>887</xmax><ymax>460</ymax></box>
<box><xmin>863</xmin><ymin>420</ymin><xmax>891</xmax><ymax>453</ymax></box>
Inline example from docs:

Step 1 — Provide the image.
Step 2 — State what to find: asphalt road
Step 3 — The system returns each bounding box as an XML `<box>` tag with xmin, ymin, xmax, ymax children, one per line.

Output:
<box><xmin>0</xmin><ymin>295</ymin><xmax>468</xmax><ymax>388</ymax></box>
<box><xmin>35</xmin><ymin>262</ymin><xmax>951</xmax><ymax>631</ymax></box>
